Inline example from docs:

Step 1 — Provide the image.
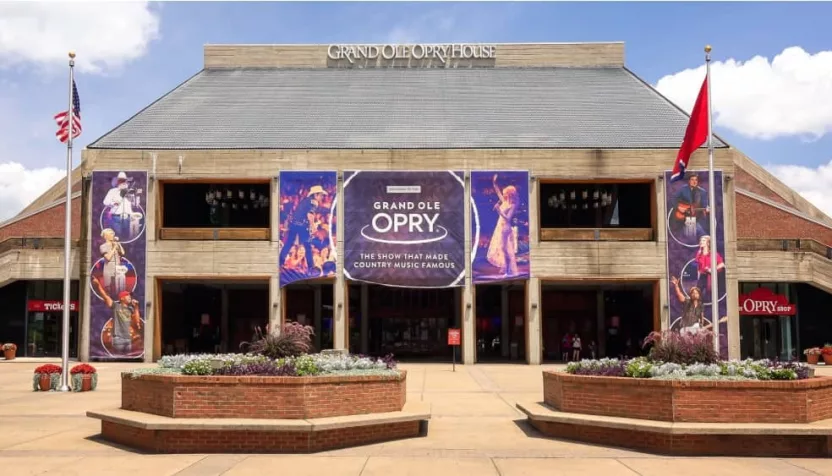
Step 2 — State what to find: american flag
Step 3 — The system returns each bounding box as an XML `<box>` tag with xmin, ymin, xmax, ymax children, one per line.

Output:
<box><xmin>54</xmin><ymin>80</ymin><xmax>82</xmax><ymax>143</ymax></box>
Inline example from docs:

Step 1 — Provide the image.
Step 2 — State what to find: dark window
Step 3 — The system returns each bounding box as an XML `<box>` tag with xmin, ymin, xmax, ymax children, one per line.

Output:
<box><xmin>162</xmin><ymin>183</ymin><xmax>270</xmax><ymax>228</ymax></box>
<box><xmin>540</xmin><ymin>183</ymin><xmax>652</xmax><ymax>228</ymax></box>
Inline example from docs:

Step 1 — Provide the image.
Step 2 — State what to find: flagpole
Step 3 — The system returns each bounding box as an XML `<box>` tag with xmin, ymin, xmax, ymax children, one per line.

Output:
<box><xmin>704</xmin><ymin>45</ymin><xmax>720</xmax><ymax>357</ymax></box>
<box><xmin>59</xmin><ymin>51</ymin><xmax>76</xmax><ymax>392</ymax></box>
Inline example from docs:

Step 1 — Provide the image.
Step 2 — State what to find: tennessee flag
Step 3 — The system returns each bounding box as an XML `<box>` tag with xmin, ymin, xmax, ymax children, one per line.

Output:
<box><xmin>671</xmin><ymin>76</ymin><xmax>709</xmax><ymax>182</ymax></box>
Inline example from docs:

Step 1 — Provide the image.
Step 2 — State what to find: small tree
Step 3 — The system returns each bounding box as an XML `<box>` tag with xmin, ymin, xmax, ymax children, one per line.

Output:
<box><xmin>241</xmin><ymin>322</ymin><xmax>315</xmax><ymax>359</ymax></box>
<box><xmin>642</xmin><ymin>328</ymin><xmax>719</xmax><ymax>365</ymax></box>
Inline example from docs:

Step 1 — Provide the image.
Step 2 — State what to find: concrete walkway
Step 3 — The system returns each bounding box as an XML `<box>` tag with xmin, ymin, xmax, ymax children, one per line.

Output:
<box><xmin>0</xmin><ymin>361</ymin><xmax>830</xmax><ymax>475</ymax></box>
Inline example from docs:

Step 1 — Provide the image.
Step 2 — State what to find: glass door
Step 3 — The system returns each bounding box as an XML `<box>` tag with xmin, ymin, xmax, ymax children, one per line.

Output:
<box><xmin>761</xmin><ymin>317</ymin><xmax>778</xmax><ymax>360</ymax></box>
<box><xmin>27</xmin><ymin>312</ymin><xmax>68</xmax><ymax>357</ymax></box>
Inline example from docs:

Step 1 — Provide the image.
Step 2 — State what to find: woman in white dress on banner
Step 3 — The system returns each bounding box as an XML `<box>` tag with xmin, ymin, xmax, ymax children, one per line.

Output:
<box><xmin>487</xmin><ymin>174</ymin><xmax>519</xmax><ymax>277</ymax></box>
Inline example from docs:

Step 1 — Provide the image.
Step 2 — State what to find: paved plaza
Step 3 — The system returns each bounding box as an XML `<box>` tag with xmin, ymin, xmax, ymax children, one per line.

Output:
<box><xmin>0</xmin><ymin>361</ymin><xmax>830</xmax><ymax>475</ymax></box>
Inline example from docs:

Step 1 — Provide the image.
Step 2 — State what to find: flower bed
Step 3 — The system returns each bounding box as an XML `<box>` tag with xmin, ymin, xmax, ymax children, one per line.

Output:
<box><xmin>566</xmin><ymin>357</ymin><xmax>812</xmax><ymax>381</ymax></box>
<box><xmin>122</xmin><ymin>352</ymin><xmax>406</xmax><ymax>419</ymax></box>
<box><xmin>546</xmin><ymin>368</ymin><xmax>832</xmax><ymax>423</ymax></box>
<box><xmin>150</xmin><ymin>352</ymin><xmax>398</xmax><ymax>378</ymax></box>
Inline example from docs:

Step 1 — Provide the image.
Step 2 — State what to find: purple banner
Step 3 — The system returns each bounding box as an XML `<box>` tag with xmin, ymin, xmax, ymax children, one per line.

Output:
<box><xmin>471</xmin><ymin>171</ymin><xmax>530</xmax><ymax>283</ymax></box>
<box><xmin>279</xmin><ymin>171</ymin><xmax>338</xmax><ymax>287</ymax></box>
<box><xmin>344</xmin><ymin>171</ymin><xmax>465</xmax><ymax>288</ymax></box>
<box><xmin>89</xmin><ymin>171</ymin><xmax>147</xmax><ymax>360</ymax></box>
<box><xmin>664</xmin><ymin>170</ymin><xmax>728</xmax><ymax>357</ymax></box>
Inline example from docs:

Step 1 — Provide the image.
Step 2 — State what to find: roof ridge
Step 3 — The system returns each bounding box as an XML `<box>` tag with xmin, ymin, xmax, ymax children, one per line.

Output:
<box><xmin>87</xmin><ymin>69</ymin><xmax>205</xmax><ymax>149</ymax></box>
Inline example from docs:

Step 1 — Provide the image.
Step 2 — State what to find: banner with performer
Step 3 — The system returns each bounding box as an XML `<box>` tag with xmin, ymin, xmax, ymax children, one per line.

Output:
<box><xmin>344</xmin><ymin>171</ymin><xmax>465</xmax><ymax>288</ymax></box>
<box><xmin>664</xmin><ymin>170</ymin><xmax>728</xmax><ymax>357</ymax></box>
<box><xmin>470</xmin><ymin>171</ymin><xmax>530</xmax><ymax>283</ymax></box>
<box><xmin>89</xmin><ymin>171</ymin><xmax>147</xmax><ymax>359</ymax></box>
<box><xmin>278</xmin><ymin>171</ymin><xmax>338</xmax><ymax>287</ymax></box>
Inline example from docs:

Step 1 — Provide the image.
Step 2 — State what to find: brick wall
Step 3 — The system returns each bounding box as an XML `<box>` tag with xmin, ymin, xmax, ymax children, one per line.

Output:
<box><xmin>543</xmin><ymin>372</ymin><xmax>832</xmax><ymax>423</ymax></box>
<box><xmin>101</xmin><ymin>419</ymin><xmax>420</xmax><ymax>453</ymax></box>
<box><xmin>0</xmin><ymin>197</ymin><xmax>81</xmax><ymax>242</ymax></box>
<box><xmin>736</xmin><ymin>194</ymin><xmax>832</xmax><ymax>246</ymax></box>
<box><xmin>529</xmin><ymin>420</ymin><xmax>831</xmax><ymax>457</ymax></box>
<box><xmin>121</xmin><ymin>371</ymin><xmax>407</xmax><ymax>419</ymax></box>
<box><xmin>734</xmin><ymin>168</ymin><xmax>793</xmax><ymax>208</ymax></box>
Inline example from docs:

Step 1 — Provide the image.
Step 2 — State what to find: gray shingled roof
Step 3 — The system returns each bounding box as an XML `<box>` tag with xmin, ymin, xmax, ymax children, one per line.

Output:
<box><xmin>89</xmin><ymin>67</ymin><xmax>727</xmax><ymax>149</ymax></box>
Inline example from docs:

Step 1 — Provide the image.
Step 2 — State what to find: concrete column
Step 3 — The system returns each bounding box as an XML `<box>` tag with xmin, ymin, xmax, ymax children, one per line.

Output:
<box><xmin>333</xmin><ymin>173</ymin><xmax>347</xmax><ymax>350</ymax></box>
<box><xmin>269</xmin><ymin>175</ymin><xmax>283</xmax><ymax>335</ymax></box>
<box><xmin>526</xmin><ymin>175</ymin><xmax>541</xmax><ymax>365</ymax></box>
<box><xmin>462</xmin><ymin>172</ymin><xmax>475</xmax><ymax>364</ymax></box>
<box><xmin>220</xmin><ymin>286</ymin><xmax>229</xmax><ymax>353</ymax></box>
<box><xmin>143</xmin><ymin>167</ymin><xmax>156</xmax><ymax>362</ymax></box>
<box><xmin>271</xmin><ymin>175</ymin><xmax>281</xmax><ymax>247</ymax></box>
<box><xmin>79</xmin><ymin>175</ymin><xmax>92</xmax><ymax>362</ymax></box>
<box><xmin>268</xmin><ymin>275</ymin><xmax>281</xmax><ymax>335</ymax></box>
<box><xmin>501</xmin><ymin>285</ymin><xmax>510</xmax><ymax>358</ymax></box>
<box><xmin>723</xmin><ymin>175</ymin><xmax>741</xmax><ymax>360</ymax></box>
<box><xmin>314</xmin><ymin>285</ymin><xmax>323</xmax><ymax>349</ymax></box>
<box><xmin>596</xmin><ymin>290</ymin><xmax>605</xmax><ymax>358</ymax></box>
<box><xmin>527</xmin><ymin>277</ymin><xmax>541</xmax><ymax>364</ymax></box>
<box><xmin>360</xmin><ymin>283</ymin><xmax>369</xmax><ymax>354</ymax></box>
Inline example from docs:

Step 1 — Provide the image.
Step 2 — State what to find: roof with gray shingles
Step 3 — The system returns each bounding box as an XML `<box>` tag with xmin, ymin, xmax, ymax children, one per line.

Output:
<box><xmin>88</xmin><ymin>67</ymin><xmax>727</xmax><ymax>150</ymax></box>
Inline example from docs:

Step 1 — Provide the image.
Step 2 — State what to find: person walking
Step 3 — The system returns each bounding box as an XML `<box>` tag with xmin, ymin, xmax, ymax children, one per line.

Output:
<box><xmin>561</xmin><ymin>332</ymin><xmax>572</xmax><ymax>362</ymax></box>
<box><xmin>572</xmin><ymin>334</ymin><xmax>582</xmax><ymax>361</ymax></box>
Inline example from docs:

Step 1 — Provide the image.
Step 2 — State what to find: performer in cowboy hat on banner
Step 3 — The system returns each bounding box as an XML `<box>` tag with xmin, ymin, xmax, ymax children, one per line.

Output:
<box><xmin>102</xmin><ymin>171</ymin><xmax>135</xmax><ymax>239</ymax></box>
<box><xmin>279</xmin><ymin>185</ymin><xmax>328</xmax><ymax>273</ymax></box>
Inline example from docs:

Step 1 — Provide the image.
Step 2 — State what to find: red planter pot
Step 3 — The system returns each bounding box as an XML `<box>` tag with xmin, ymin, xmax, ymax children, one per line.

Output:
<box><xmin>81</xmin><ymin>375</ymin><xmax>92</xmax><ymax>392</ymax></box>
<box><xmin>3</xmin><ymin>349</ymin><xmax>15</xmax><ymax>360</ymax></box>
<box><xmin>807</xmin><ymin>354</ymin><xmax>820</xmax><ymax>365</ymax></box>
<box><xmin>823</xmin><ymin>354</ymin><xmax>832</xmax><ymax>365</ymax></box>
<box><xmin>38</xmin><ymin>374</ymin><xmax>52</xmax><ymax>391</ymax></box>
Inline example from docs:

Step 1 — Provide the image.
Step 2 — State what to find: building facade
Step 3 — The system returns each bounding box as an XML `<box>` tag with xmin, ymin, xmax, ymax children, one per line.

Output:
<box><xmin>2</xmin><ymin>42</ymin><xmax>832</xmax><ymax>364</ymax></box>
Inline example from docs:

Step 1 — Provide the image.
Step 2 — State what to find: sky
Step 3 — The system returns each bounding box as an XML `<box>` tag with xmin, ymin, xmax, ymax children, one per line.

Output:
<box><xmin>1</xmin><ymin>1</ymin><xmax>831</xmax><ymax>221</ymax></box>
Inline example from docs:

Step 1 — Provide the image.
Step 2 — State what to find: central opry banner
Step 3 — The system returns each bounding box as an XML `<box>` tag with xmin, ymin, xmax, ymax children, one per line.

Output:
<box><xmin>89</xmin><ymin>170</ymin><xmax>147</xmax><ymax>360</ymax></box>
<box><xmin>343</xmin><ymin>171</ymin><xmax>466</xmax><ymax>288</ymax></box>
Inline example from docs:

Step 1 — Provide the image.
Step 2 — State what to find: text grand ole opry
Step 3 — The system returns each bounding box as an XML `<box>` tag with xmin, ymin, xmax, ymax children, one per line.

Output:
<box><xmin>2</xmin><ymin>42</ymin><xmax>832</xmax><ymax>363</ymax></box>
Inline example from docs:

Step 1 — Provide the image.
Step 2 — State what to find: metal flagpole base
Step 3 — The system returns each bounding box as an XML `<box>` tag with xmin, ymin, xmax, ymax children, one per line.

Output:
<box><xmin>59</xmin><ymin>385</ymin><xmax>71</xmax><ymax>392</ymax></box>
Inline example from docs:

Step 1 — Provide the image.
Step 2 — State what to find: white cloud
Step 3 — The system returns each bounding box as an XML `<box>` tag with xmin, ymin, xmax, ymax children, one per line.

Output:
<box><xmin>655</xmin><ymin>47</ymin><xmax>832</xmax><ymax>141</ymax></box>
<box><xmin>0</xmin><ymin>162</ymin><xmax>66</xmax><ymax>222</ymax></box>
<box><xmin>0</xmin><ymin>2</ymin><xmax>161</xmax><ymax>74</ymax></box>
<box><xmin>766</xmin><ymin>160</ymin><xmax>832</xmax><ymax>218</ymax></box>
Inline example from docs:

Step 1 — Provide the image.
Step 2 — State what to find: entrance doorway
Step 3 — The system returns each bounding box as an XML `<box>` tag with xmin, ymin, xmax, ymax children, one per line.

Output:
<box><xmin>283</xmin><ymin>282</ymin><xmax>334</xmax><ymax>351</ymax></box>
<box><xmin>541</xmin><ymin>282</ymin><xmax>656</xmax><ymax>362</ymax></box>
<box><xmin>26</xmin><ymin>310</ymin><xmax>78</xmax><ymax>358</ymax></box>
<box><xmin>474</xmin><ymin>283</ymin><xmax>526</xmax><ymax>362</ymax></box>
<box><xmin>741</xmin><ymin>316</ymin><xmax>796</xmax><ymax>361</ymax></box>
<box><xmin>349</xmin><ymin>284</ymin><xmax>460</xmax><ymax>360</ymax></box>
<box><xmin>159</xmin><ymin>279</ymin><xmax>269</xmax><ymax>356</ymax></box>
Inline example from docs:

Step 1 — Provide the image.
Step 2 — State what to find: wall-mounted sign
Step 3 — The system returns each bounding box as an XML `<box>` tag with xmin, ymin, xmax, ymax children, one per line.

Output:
<box><xmin>278</xmin><ymin>171</ymin><xmax>338</xmax><ymax>287</ymax></box>
<box><xmin>343</xmin><ymin>171</ymin><xmax>465</xmax><ymax>288</ymax></box>
<box><xmin>89</xmin><ymin>170</ymin><xmax>148</xmax><ymax>360</ymax></box>
<box><xmin>28</xmin><ymin>300</ymin><xmax>79</xmax><ymax>312</ymax></box>
<box><xmin>665</xmin><ymin>170</ymin><xmax>728</xmax><ymax>358</ymax></box>
<box><xmin>327</xmin><ymin>44</ymin><xmax>496</xmax><ymax>64</ymax></box>
<box><xmin>470</xmin><ymin>171</ymin><xmax>530</xmax><ymax>283</ymax></box>
<box><xmin>739</xmin><ymin>287</ymin><xmax>796</xmax><ymax>316</ymax></box>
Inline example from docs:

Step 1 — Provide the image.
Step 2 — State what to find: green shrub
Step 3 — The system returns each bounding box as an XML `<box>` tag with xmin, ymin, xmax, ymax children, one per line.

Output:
<box><xmin>182</xmin><ymin>359</ymin><xmax>213</xmax><ymax>375</ymax></box>
<box><xmin>292</xmin><ymin>355</ymin><xmax>321</xmax><ymax>376</ymax></box>
<box><xmin>625</xmin><ymin>357</ymin><xmax>653</xmax><ymax>378</ymax></box>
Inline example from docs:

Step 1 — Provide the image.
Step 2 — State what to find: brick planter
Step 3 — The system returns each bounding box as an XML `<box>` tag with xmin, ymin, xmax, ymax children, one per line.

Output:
<box><xmin>122</xmin><ymin>371</ymin><xmax>407</xmax><ymax>419</ymax></box>
<box><xmin>544</xmin><ymin>371</ymin><xmax>832</xmax><ymax>423</ymax></box>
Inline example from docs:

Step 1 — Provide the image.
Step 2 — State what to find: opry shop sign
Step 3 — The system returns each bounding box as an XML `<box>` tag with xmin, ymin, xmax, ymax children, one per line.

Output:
<box><xmin>738</xmin><ymin>287</ymin><xmax>796</xmax><ymax>316</ymax></box>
